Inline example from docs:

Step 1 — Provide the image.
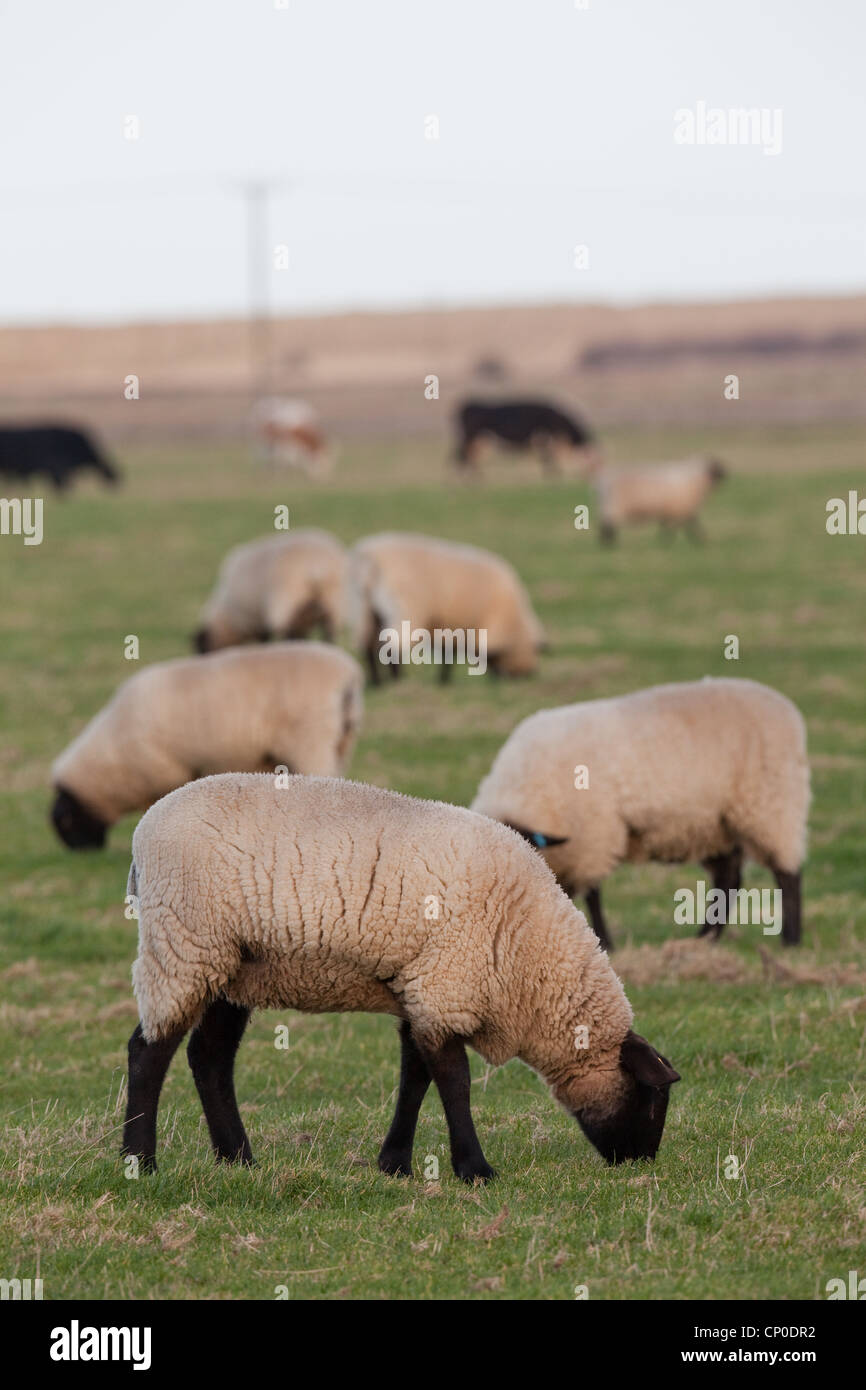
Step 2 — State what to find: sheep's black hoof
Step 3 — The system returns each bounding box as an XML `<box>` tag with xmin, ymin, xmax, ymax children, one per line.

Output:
<box><xmin>454</xmin><ymin>1159</ymin><xmax>497</xmax><ymax>1184</ymax></box>
<box><xmin>216</xmin><ymin>1151</ymin><xmax>256</xmax><ymax>1166</ymax></box>
<box><xmin>377</xmin><ymin>1149</ymin><xmax>413</xmax><ymax>1178</ymax></box>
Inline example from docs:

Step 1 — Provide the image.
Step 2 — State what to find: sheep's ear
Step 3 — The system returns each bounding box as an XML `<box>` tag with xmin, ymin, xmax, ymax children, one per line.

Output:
<box><xmin>505</xmin><ymin>822</ymin><xmax>569</xmax><ymax>850</ymax></box>
<box><xmin>621</xmin><ymin>1030</ymin><xmax>680</xmax><ymax>1088</ymax></box>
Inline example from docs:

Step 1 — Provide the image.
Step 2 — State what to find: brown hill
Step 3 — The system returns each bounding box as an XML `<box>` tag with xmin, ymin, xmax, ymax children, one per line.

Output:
<box><xmin>1</xmin><ymin>295</ymin><xmax>864</xmax><ymax>440</ymax></box>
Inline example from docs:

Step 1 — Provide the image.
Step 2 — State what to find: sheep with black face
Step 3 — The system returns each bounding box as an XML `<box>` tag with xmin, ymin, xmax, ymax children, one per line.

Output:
<box><xmin>50</xmin><ymin>645</ymin><xmax>362</xmax><ymax>850</ymax></box>
<box><xmin>472</xmin><ymin>677</ymin><xmax>809</xmax><ymax>950</ymax></box>
<box><xmin>347</xmin><ymin>532</ymin><xmax>546</xmax><ymax>684</ymax></box>
<box><xmin>122</xmin><ymin>775</ymin><xmax>679</xmax><ymax>1179</ymax></box>
<box><xmin>588</xmin><ymin>454</ymin><xmax>727</xmax><ymax>543</ymax></box>
<box><xmin>193</xmin><ymin>530</ymin><xmax>347</xmax><ymax>653</ymax></box>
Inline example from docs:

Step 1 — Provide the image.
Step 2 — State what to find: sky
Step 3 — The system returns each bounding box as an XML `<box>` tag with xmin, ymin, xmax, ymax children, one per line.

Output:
<box><xmin>0</xmin><ymin>0</ymin><xmax>863</xmax><ymax>324</ymax></box>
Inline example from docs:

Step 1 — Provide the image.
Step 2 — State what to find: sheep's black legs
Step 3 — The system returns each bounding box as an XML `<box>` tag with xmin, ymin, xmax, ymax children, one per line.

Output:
<box><xmin>774</xmin><ymin>868</ymin><xmax>802</xmax><ymax>946</ymax></box>
<box><xmin>585</xmin><ymin>886</ymin><xmax>613</xmax><ymax>952</ymax></box>
<box><xmin>419</xmin><ymin>1036</ymin><xmax>495</xmax><ymax>1183</ymax></box>
<box><xmin>122</xmin><ymin>1024</ymin><xmax>186</xmax><ymax>1173</ymax></box>
<box><xmin>366</xmin><ymin>641</ymin><xmax>382</xmax><ymax>685</ymax></box>
<box><xmin>378</xmin><ymin>1021</ymin><xmax>432</xmax><ymax>1177</ymax></box>
<box><xmin>599</xmin><ymin>521</ymin><xmax>617</xmax><ymax>545</ymax></box>
<box><xmin>187</xmin><ymin>997</ymin><xmax>253</xmax><ymax>1164</ymax></box>
<box><xmin>698</xmin><ymin>847</ymin><xmax>743</xmax><ymax>939</ymax></box>
<box><xmin>685</xmin><ymin>516</ymin><xmax>706</xmax><ymax>544</ymax></box>
<box><xmin>365</xmin><ymin>609</ymin><xmax>388</xmax><ymax>686</ymax></box>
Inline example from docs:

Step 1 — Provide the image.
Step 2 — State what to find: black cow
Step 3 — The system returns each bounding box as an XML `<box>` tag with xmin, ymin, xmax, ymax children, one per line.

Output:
<box><xmin>454</xmin><ymin>398</ymin><xmax>598</xmax><ymax>476</ymax></box>
<box><xmin>0</xmin><ymin>425</ymin><xmax>120</xmax><ymax>491</ymax></box>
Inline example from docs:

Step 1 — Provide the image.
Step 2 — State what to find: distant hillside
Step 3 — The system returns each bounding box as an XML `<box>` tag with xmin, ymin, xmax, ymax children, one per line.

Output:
<box><xmin>1</xmin><ymin>294</ymin><xmax>864</xmax><ymax>441</ymax></box>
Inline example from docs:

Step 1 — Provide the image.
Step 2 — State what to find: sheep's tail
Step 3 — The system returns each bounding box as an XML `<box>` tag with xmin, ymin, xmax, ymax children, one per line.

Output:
<box><xmin>335</xmin><ymin>672</ymin><xmax>364</xmax><ymax>771</ymax></box>
<box><xmin>345</xmin><ymin>551</ymin><xmax>371</xmax><ymax>647</ymax></box>
<box><xmin>129</xmin><ymin>847</ymin><xmax>226</xmax><ymax>1042</ymax></box>
<box><xmin>347</xmin><ymin>548</ymin><xmax>395</xmax><ymax>648</ymax></box>
<box><xmin>343</xmin><ymin>672</ymin><xmax>363</xmax><ymax>738</ymax></box>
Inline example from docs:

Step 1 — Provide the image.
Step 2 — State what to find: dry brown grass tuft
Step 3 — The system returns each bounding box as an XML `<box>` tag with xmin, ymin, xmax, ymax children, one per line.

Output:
<box><xmin>613</xmin><ymin>938</ymin><xmax>866</xmax><ymax>992</ymax></box>
<box><xmin>614</xmin><ymin>938</ymin><xmax>751</xmax><ymax>987</ymax></box>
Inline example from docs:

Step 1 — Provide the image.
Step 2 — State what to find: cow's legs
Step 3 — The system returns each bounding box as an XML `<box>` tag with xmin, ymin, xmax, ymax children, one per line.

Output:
<box><xmin>535</xmin><ymin>433</ymin><xmax>564</xmax><ymax>478</ymax></box>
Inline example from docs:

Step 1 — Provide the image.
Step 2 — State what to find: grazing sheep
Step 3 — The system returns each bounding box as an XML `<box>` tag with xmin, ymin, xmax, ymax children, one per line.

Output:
<box><xmin>590</xmin><ymin>455</ymin><xmax>726</xmax><ymax>543</ymax></box>
<box><xmin>50</xmin><ymin>645</ymin><xmax>362</xmax><ymax>850</ymax></box>
<box><xmin>121</xmin><ymin>774</ymin><xmax>680</xmax><ymax>1178</ymax></box>
<box><xmin>472</xmin><ymin>678</ymin><xmax>809</xmax><ymax>949</ymax></box>
<box><xmin>193</xmin><ymin>531</ymin><xmax>347</xmax><ymax>653</ymax></box>
<box><xmin>348</xmin><ymin>531</ymin><xmax>545</xmax><ymax>683</ymax></box>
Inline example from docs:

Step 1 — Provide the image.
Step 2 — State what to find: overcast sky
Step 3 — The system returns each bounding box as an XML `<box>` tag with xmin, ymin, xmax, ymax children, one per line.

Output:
<box><xmin>0</xmin><ymin>0</ymin><xmax>863</xmax><ymax>324</ymax></box>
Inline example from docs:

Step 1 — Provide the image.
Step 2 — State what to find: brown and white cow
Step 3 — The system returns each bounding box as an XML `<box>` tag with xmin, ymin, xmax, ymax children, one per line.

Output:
<box><xmin>251</xmin><ymin>399</ymin><xmax>333</xmax><ymax>479</ymax></box>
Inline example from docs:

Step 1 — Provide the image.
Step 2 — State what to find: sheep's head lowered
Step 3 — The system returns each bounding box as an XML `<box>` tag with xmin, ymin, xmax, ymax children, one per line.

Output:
<box><xmin>51</xmin><ymin>786</ymin><xmax>108</xmax><ymax>850</ymax></box>
<box><xmin>570</xmin><ymin>1030</ymin><xmax>680</xmax><ymax>1164</ymax></box>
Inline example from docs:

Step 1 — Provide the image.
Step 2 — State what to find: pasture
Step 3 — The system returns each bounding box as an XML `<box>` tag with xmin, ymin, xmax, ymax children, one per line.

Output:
<box><xmin>1</xmin><ymin>421</ymin><xmax>864</xmax><ymax>1300</ymax></box>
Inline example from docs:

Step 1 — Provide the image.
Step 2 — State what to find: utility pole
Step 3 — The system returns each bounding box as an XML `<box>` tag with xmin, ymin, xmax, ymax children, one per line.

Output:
<box><xmin>243</xmin><ymin>180</ymin><xmax>271</xmax><ymax>397</ymax></box>
<box><xmin>238</xmin><ymin>176</ymin><xmax>297</xmax><ymax>400</ymax></box>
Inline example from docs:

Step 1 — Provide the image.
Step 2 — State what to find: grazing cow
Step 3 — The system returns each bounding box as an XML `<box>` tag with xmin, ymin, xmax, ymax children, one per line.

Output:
<box><xmin>251</xmin><ymin>398</ymin><xmax>333</xmax><ymax>479</ymax></box>
<box><xmin>0</xmin><ymin>425</ymin><xmax>120</xmax><ymax>492</ymax></box>
<box><xmin>454</xmin><ymin>398</ymin><xmax>599</xmax><ymax>477</ymax></box>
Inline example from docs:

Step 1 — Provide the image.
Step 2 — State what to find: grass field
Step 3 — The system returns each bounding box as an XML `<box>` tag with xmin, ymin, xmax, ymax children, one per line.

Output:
<box><xmin>1</xmin><ymin>422</ymin><xmax>864</xmax><ymax>1301</ymax></box>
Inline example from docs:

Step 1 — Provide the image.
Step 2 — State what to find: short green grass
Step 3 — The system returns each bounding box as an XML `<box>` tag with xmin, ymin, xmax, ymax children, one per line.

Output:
<box><xmin>1</xmin><ymin>424</ymin><xmax>864</xmax><ymax>1300</ymax></box>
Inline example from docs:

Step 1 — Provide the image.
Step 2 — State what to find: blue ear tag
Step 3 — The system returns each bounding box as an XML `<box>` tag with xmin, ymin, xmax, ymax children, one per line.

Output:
<box><xmin>530</xmin><ymin>832</ymin><xmax>549</xmax><ymax>848</ymax></box>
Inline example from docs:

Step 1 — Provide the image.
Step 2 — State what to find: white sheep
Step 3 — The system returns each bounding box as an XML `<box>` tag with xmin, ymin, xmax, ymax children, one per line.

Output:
<box><xmin>194</xmin><ymin>530</ymin><xmax>347</xmax><ymax>653</ymax></box>
<box><xmin>471</xmin><ymin>678</ymin><xmax>809</xmax><ymax>949</ymax></box>
<box><xmin>121</xmin><ymin>773</ymin><xmax>680</xmax><ymax>1178</ymax></box>
<box><xmin>348</xmin><ymin>531</ymin><xmax>545</xmax><ymax>683</ymax></box>
<box><xmin>51</xmin><ymin>644</ymin><xmax>363</xmax><ymax>849</ymax></box>
<box><xmin>589</xmin><ymin>455</ymin><xmax>726</xmax><ymax>543</ymax></box>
